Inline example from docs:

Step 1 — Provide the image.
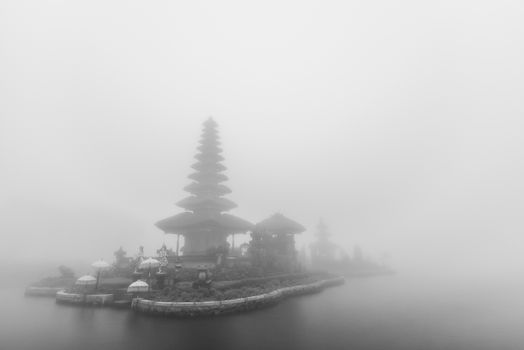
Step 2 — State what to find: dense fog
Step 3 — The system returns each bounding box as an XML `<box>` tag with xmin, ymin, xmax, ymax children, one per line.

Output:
<box><xmin>2</xmin><ymin>2</ymin><xmax>524</xmax><ymax>350</ymax></box>
<box><xmin>1</xmin><ymin>0</ymin><xmax>523</xmax><ymax>282</ymax></box>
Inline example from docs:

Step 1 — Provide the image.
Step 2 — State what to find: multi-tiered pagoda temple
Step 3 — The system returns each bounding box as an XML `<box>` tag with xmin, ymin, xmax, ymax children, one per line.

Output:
<box><xmin>155</xmin><ymin>118</ymin><xmax>253</xmax><ymax>256</ymax></box>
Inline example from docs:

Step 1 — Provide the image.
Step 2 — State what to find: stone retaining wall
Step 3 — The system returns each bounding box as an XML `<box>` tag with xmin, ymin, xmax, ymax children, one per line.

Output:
<box><xmin>131</xmin><ymin>276</ymin><xmax>345</xmax><ymax>317</ymax></box>
<box><xmin>56</xmin><ymin>291</ymin><xmax>114</xmax><ymax>306</ymax></box>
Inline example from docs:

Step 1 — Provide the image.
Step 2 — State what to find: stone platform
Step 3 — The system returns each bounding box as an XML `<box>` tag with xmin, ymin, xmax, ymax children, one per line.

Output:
<box><xmin>56</xmin><ymin>291</ymin><xmax>114</xmax><ymax>306</ymax></box>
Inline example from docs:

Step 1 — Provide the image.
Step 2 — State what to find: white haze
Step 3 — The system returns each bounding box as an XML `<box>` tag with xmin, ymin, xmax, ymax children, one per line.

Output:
<box><xmin>1</xmin><ymin>0</ymin><xmax>523</xmax><ymax>278</ymax></box>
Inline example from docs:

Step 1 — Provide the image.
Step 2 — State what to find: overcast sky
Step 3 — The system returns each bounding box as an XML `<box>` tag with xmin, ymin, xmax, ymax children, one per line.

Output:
<box><xmin>1</xmin><ymin>0</ymin><xmax>523</xmax><ymax>274</ymax></box>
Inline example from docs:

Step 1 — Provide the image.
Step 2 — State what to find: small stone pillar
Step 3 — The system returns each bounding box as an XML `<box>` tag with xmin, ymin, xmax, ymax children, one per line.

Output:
<box><xmin>156</xmin><ymin>271</ymin><xmax>167</xmax><ymax>290</ymax></box>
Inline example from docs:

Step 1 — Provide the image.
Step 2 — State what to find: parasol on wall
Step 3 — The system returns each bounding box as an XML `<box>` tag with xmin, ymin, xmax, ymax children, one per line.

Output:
<box><xmin>139</xmin><ymin>257</ymin><xmax>160</xmax><ymax>270</ymax></box>
<box><xmin>91</xmin><ymin>259</ymin><xmax>111</xmax><ymax>270</ymax></box>
<box><xmin>127</xmin><ymin>280</ymin><xmax>149</xmax><ymax>294</ymax></box>
<box><xmin>75</xmin><ymin>275</ymin><xmax>96</xmax><ymax>285</ymax></box>
<box><xmin>139</xmin><ymin>258</ymin><xmax>161</xmax><ymax>292</ymax></box>
<box><xmin>91</xmin><ymin>259</ymin><xmax>111</xmax><ymax>290</ymax></box>
<box><xmin>76</xmin><ymin>275</ymin><xmax>96</xmax><ymax>297</ymax></box>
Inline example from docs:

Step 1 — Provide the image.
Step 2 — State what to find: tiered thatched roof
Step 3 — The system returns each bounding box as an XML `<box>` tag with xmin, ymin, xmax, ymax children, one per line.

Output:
<box><xmin>155</xmin><ymin>118</ymin><xmax>253</xmax><ymax>240</ymax></box>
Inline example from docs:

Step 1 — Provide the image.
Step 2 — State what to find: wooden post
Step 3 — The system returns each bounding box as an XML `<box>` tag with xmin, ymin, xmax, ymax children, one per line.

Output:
<box><xmin>148</xmin><ymin>267</ymin><xmax>152</xmax><ymax>293</ymax></box>
<box><xmin>95</xmin><ymin>270</ymin><xmax>100</xmax><ymax>290</ymax></box>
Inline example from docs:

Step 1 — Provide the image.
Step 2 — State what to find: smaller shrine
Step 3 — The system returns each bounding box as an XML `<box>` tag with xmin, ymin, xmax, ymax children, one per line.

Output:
<box><xmin>250</xmin><ymin>213</ymin><xmax>306</xmax><ymax>272</ymax></box>
<box><xmin>310</xmin><ymin>220</ymin><xmax>340</xmax><ymax>269</ymax></box>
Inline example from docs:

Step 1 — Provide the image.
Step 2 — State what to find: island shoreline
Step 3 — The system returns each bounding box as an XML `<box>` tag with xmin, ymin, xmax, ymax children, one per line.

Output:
<box><xmin>130</xmin><ymin>276</ymin><xmax>345</xmax><ymax>317</ymax></box>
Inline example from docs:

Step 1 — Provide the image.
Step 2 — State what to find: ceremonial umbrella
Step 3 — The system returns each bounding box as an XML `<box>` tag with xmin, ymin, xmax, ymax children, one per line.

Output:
<box><xmin>139</xmin><ymin>258</ymin><xmax>161</xmax><ymax>292</ymax></box>
<box><xmin>91</xmin><ymin>259</ymin><xmax>111</xmax><ymax>290</ymax></box>
<box><xmin>139</xmin><ymin>257</ymin><xmax>161</xmax><ymax>270</ymax></box>
<box><xmin>92</xmin><ymin>259</ymin><xmax>111</xmax><ymax>269</ymax></box>
<box><xmin>76</xmin><ymin>275</ymin><xmax>96</xmax><ymax>297</ymax></box>
<box><xmin>127</xmin><ymin>280</ymin><xmax>149</xmax><ymax>296</ymax></box>
<box><xmin>76</xmin><ymin>275</ymin><xmax>97</xmax><ymax>286</ymax></box>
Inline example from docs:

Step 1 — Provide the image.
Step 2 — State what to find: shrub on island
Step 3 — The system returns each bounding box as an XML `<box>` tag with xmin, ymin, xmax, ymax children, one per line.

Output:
<box><xmin>150</xmin><ymin>272</ymin><xmax>334</xmax><ymax>302</ymax></box>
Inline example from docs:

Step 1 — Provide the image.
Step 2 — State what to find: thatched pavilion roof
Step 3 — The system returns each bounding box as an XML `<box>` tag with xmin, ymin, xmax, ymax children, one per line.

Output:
<box><xmin>255</xmin><ymin>213</ymin><xmax>306</xmax><ymax>235</ymax></box>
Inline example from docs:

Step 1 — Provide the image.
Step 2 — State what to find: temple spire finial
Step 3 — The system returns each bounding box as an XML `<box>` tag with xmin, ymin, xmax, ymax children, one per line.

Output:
<box><xmin>204</xmin><ymin>116</ymin><xmax>217</xmax><ymax>127</ymax></box>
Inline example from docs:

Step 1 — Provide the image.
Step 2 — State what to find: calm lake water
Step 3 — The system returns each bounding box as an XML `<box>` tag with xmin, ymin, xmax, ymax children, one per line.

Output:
<box><xmin>2</xmin><ymin>271</ymin><xmax>523</xmax><ymax>350</ymax></box>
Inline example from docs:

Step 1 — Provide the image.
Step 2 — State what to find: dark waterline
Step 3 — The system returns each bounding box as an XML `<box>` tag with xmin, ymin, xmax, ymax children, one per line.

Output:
<box><xmin>2</xmin><ymin>273</ymin><xmax>523</xmax><ymax>350</ymax></box>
